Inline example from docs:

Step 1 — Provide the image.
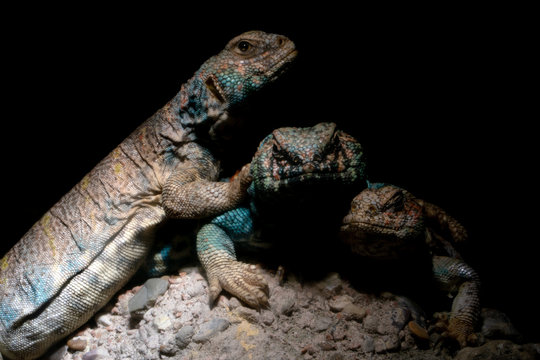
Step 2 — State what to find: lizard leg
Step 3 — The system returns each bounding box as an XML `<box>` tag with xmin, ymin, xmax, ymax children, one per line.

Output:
<box><xmin>162</xmin><ymin>157</ymin><xmax>252</xmax><ymax>219</ymax></box>
<box><xmin>421</xmin><ymin>201</ymin><xmax>468</xmax><ymax>243</ymax></box>
<box><xmin>196</xmin><ymin>223</ymin><xmax>268</xmax><ymax>309</ymax></box>
<box><xmin>432</xmin><ymin>255</ymin><xmax>481</xmax><ymax>347</ymax></box>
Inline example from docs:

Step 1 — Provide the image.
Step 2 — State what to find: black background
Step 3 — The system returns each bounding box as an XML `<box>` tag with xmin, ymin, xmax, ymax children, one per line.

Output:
<box><xmin>1</xmin><ymin>5</ymin><xmax>536</xmax><ymax>341</ymax></box>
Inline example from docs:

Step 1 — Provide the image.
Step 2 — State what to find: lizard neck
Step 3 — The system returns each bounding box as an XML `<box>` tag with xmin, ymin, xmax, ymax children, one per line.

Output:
<box><xmin>177</xmin><ymin>70</ymin><xmax>231</xmax><ymax>139</ymax></box>
<box><xmin>154</xmin><ymin>73</ymin><xmax>229</xmax><ymax>151</ymax></box>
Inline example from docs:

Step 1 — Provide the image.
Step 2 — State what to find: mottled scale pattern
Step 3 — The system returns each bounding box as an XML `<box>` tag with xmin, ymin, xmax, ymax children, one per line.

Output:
<box><xmin>433</xmin><ymin>256</ymin><xmax>481</xmax><ymax>347</ymax></box>
<box><xmin>196</xmin><ymin>222</ymin><xmax>268</xmax><ymax>309</ymax></box>
<box><xmin>340</xmin><ymin>183</ymin><xmax>481</xmax><ymax>347</ymax></box>
<box><xmin>340</xmin><ymin>183</ymin><xmax>425</xmax><ymax>259</ymax></box>
<box><xmin>0</xmin><ymin>130</ymin><xmax>166</xmax><ymax>359</ymax></box>
<box><xmin>196</xmin><ymin>122</ymin><xmax>367</xmax><ymax>309</ymax></box>
<box><xmin>0</xmin><ymin>31</ymin><xmax>296</xmax><ymax>360</ymax></box>
<box><xmin>250</xmin><ymin>122</ymin><xmax>366</xmax><ymax>200</ymax></box>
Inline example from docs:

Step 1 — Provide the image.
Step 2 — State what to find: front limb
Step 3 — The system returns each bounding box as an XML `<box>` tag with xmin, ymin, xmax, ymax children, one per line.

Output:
<box><xmin>420</xmin><ymin>200</ymin><xmax>468</xmax><ymax>243</ymax></box>
<box><xmin>432</xmin><ymin>256</ymin><xmax>481</xmax><ymax>347</ymax></box>
<box><xmin>162</xmin><ymin>160</ymin><xmax>252</xmax><ymax>219</ymax></box>
<box><xmin>196</xmin><ymin>216</ymin><xmax>269</xmax><ymax>309</ymax></box>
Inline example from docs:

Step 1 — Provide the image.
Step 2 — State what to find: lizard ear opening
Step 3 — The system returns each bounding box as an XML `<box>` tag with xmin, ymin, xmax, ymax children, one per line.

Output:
<box><xmin>205</xmin><ymin>75</ymin><xmax>226</xmax><ymax>104</ymax></box>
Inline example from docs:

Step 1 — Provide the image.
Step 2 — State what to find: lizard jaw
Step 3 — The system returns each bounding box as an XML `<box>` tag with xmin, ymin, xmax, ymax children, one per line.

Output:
<box><xmin>205</xmin><ymin>74</ymin><xmax>226</xmax><ymax>104</ymax></box>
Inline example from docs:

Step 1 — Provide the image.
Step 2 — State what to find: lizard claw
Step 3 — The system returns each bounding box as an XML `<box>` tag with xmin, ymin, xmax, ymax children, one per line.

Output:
<box><xmin>207</xmin><ymin>260</ymin><xmax>269</xmax><ymax>309</ymax></box>
<box><xmin>231</xmin><ymin>164</ymin><xmax>253</xmax><ymax>188</ymax></box>
<box><xmin>447</xmin><ymin>317</ymin><xmax>478</xmax><ymax>348</ymax></box>
<box><xmin>434</xmin><ymin>312</ymin><xmax>477</xmax><ymax>348</ymax></box>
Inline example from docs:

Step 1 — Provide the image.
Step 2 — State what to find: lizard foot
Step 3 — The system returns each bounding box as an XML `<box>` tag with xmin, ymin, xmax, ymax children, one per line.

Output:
<box><xmin>434</xmin><ymin>312</ymin><xmax>478</xmax><ymax>348</ymax></box>
<box><xmin>207</xmin><ymin>260</ymin><xmax>269</xmax><ymax>309</ymax></box>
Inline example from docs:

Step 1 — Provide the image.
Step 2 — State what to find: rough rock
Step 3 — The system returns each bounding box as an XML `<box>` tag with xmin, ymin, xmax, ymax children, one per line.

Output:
<box><xmin>480</xmin><ymin>308</ymin><xmax>523</xmax><ymax>342</ymax></box>
<box><xmin>81</xmin><ymin>348</ymin><xmax>110</xmax><ymax>360</ymax></box>
<box><xmin>329</xmin><ymin>295</ymin><xmax>354</xmax><ymax>312</ymax></box>
<box><xmin>192</xmin><ymin>318</ymin><xmax>230</xmax><ymax>343</ymax></box>
<box><xmin>175</xmin><ymin>325</ymin><xmax>195</xmax><ymax>349</ymax></box>
<box><xmin>66</xmin><ymin>338</ymin><xmax>87</xmax><ymax>352</ymax></box>
<box><xmin>53</xmin><ymin>267</ymin><xmax>538</xmax><ymax>360</ymax></box>
<box><xmin>128</xmin><ymin>277</ymin><xmax>169</xmax><ymax>315</ymax></box>
<box><xmin>455</xmin><ymin>339</ymin><xmax>540</xmax><ymax>360</ymax></box>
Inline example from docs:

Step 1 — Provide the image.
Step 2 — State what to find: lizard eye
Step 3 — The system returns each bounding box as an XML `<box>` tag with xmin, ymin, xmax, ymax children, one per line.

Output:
<box><xmin>368</xmin><ymin>204</ymin><xmax>378</xmax><ymax>215</ymax></box>
<box><xmin>237</xmin><ymin>40</ymin><xmax>253</xmax><ymax>52</ymax></box>
<box><xmin>382</xmin><ymin>191</ymin><xmax>405</xmax><ymax>212</ymax></box>
<box><xmin>272</xmin><ymin>143</ymin><xmax>286</xmax><ymax>161</ymax></box>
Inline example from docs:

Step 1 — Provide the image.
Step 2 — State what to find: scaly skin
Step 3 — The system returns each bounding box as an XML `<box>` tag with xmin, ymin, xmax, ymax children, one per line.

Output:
<box><xmin>196</xmin><ymin>122</ymin><xmax>367</xmax><ymax>308</ymax></box>
<box><xmin>0</xmin><ymin>31</ymin><xmax>296</xmax><ymax>360</ymax></box>
<box><xmin>340</xmin><ymin>183</ymin><xmax>480</xmax><ymax>347</ymax></box>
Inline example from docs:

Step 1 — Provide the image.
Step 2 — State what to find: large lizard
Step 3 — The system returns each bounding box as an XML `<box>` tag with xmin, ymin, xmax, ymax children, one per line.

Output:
<box><xmin>0</xmin><ymin>31</ymin><xmax>296</xmax><ymax>360</ymax></box>
<box><xmin>196</xmin><ymin>122</ymin><xmax>367</xmax><ymax>307</ymax></box>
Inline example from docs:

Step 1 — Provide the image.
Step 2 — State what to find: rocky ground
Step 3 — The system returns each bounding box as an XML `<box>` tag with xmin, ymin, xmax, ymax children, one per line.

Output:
<box><xmin>42</xmin><ymin>266</ymin><xmax>538</xmax><ymax>360</ymax></box>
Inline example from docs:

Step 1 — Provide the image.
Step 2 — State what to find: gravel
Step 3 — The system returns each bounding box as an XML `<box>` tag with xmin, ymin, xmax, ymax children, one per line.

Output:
<box><xmin>49</xmin><ymin>267</ymin><xmax>538</xmax><ymax>360</ymax></box>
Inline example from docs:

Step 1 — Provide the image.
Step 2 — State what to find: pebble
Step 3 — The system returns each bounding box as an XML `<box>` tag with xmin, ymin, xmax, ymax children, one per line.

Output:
<box><xmin>331</xmin><ymin>323</ymin><xmax>347</xmax><ymax>341</ymax></box>
<box><xmin>158</xmin><ymin>334</ymin><xmax>177</xmax><ymax>356</ymax></box>
<box><xmin>455</xmin><ymin>339</ymin><xmax>540</xmax><ymax>360</ymax></box>
<box><xmin>301</xmin><ymin>344</ymin><xmax>316</xmax><ymax>355</ymax></box>
<box><xmin>82</xmin><ymin>348</ymin><xmax>110</xmax><ymax>360</ymax></box>
<box><xmin>95</xmin><ymin>313</ymin><xmax>112</xmax><ymax>328</ymax></box>
<box><xmin>128</xmin><ymin>278</ymin><xmax>169</xmax><ymax>314</ymax></box>
<box><xmin>374</xmin><ymin>335</ymin><xmax>400</xmax><ymax>353</ymax></box>
<box><xmin>128</xmin><ymin>286</ymin><xmax>148</xmax><ymax>314</ymax></box>
<box><xmin>67</xmin><ymin>338</ymin><xmax>87</xmax><ymax>352</ymax></box>
<box><xmin>363</xmin><ymin>314</ymin><xmax>378</xmax><ymax>333</ymax></box>
<box><xmin>364</xmin><ymin>305</ymin><xmax>409</xmax><ymax>335</ymax></box>
<box><xmin>153</xmin><ymin>314</ymin><xmax>172</xmax><ymax>331</ymax></box>
<box><xmin>192</xmin><ymin>318</ymin><xmax>230</xmax><ymax>343</ymax></box>
<box><xmin>481</xmin><ymin>308</ymin><xmax>522</xmax><ymax>342</ymax></box>
<box><xmin>389</xmin><ymin>307</ymin><xmax>410</xmax><ymax>331</ymax></box>
<box><xmin>319</xmin><ymin>273</ymin><xmax>343</xmax><ymax>296</ymax></box>
<box><xmin>312</xmin><ymin>315</ymin><xmax>333</xmax><ymax>332</ymax></box>
<box><xmin>175</xmin><ymin>325</ymin><xmax>195</xmax><ymax>349</ymax></box>
<box><xmin>341</xmin><ymin>303</ymin><xmax>366</xmax><ymax>321</ymax></box>
<box><xmin>260</xmin><ymin>310</ymin><xmax>275</xmax><ymax>326</ymax></box>
<box><xmin>146</xmin><ymin>278</ymin><xmax>169</xmax><ymax>298</ymax></box>
<box><xmin>46</xmin><ymin>345</ymin><xmax>67</xmax><ymax>360</ymax></box>
<box><xmin>272</xmin><ymin>288</ymin><xmax>296</xmax><ymax>316</ymax></box>
<box><xmin>318</xmin><ymin>340</ymin><xmax>336</xmax><ymax>351</ymax></box>
<box><xmin>328</xmin><ymin>295</ymin><xmax>354</xmax><ymax>312</ymax></box>
<box><xmin>362</xmin><ymin>335</ymin><xmax>375</xmax><ymax>353</ymax></box>
<box><xmin>186</xmin><ymin>280</ymin><xmax>206</xmax><ymax>298</ymax></box>
<box><xmin>233</xmin><ymin>306</ymin><xmax>259</xmax><ymax>324</ymax></box>
<box><xmin>408</xmin><ymin>320</ymin><xmax>429</xmax><ymax>340</ymax></box>
<box><xmin>227</xmin><ymin>296</ymin><xmax>242</xmax><ymax>310</ymax></box>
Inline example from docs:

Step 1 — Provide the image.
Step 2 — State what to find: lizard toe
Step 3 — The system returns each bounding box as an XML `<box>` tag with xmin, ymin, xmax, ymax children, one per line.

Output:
<box><xmin>217</xmin><ymin>260</ymin><xmax>269</xmax><ymax>309</ymax></box>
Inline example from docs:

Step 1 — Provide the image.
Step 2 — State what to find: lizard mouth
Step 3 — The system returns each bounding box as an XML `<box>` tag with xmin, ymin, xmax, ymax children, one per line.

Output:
<box><xmin>340</xmin><ymin>219</ymin><xmax>420</xmax><ymax>240</ymax></box>
<box><xmin>265</xmin><ymin>48</ymin><xmax>298</xmax><ymax>81</ymax></box>
<box><xmin>252</xmin><ymin>164</ymin><xmax>363</xmax><ymax>196</ymax></box>
<box><xmin>205</xmin><ymin>48</ymin><xmax>297</xmax><ymax>105</ymax></box>
<box><xmin>205</xmin><ymin>75</ymin><xmax>226</xmax><ymax>104</ymax></box>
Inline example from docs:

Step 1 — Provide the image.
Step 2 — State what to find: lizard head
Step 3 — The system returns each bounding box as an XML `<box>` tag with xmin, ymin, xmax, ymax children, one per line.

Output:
<box><xmin>203</xmin><ymin>31</ymin><xmax>297</xmax><ymax>106</ymax></box>
<box><xmin>340</xmin><ymin>183</ymin><xmax>425</xmax><ymax>259</ymax></box>
<box><xmin>250</xmin><ymin>122</ymin><xmax>366</xmax><ymax>202</ymax></box>
<box><xmin>180</xmin><ymin>31</ymin><xmax>297</xmax><ymax>140</ymax></box>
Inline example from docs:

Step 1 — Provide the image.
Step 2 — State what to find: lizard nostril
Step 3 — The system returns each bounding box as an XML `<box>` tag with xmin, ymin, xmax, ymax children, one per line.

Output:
<box><xmin>277</xmin><ymin>36</ymin><xmax>287</xmax><ymax>47</ymax></box>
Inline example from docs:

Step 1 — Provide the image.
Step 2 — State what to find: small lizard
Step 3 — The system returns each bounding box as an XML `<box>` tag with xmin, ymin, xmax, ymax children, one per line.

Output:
<box><xmin>0</xmin><ymin>31</ymin><xmax>296</xmax><ymax>360</ymax></box>
<box><xmin>196</xmin><ymin>122</ymin><xmax>367</xmax><ymax>308</ymax></box>
<box><xmin>195</xmin><ymin>129</ymin><xmax>479</xmax><ymax>348</ymax></box>
<box><xmin>340</xmin><ymin>183</ymin><xmax>480</xmax><ymax>347</ymax></box>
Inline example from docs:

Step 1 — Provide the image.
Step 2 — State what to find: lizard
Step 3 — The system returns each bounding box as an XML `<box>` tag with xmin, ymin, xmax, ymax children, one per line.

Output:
<box><xmin>195</xmin><ymin>122</ymin><xmax>367</xmax><ymax>308</ymax></box>
<box><xmin>340</xmin><ymin>182</ymin><xmax>481</xmax><ymax>347</ymax></box>
<box><xmin>0</xmin><ymin>30</ymin><xmax>297</xmax><ymax>360</ymax></box>
<box><xmin>193</xmin><ymin>125</ymin><xmax>479</xmax><ymax>348</ymax></box>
